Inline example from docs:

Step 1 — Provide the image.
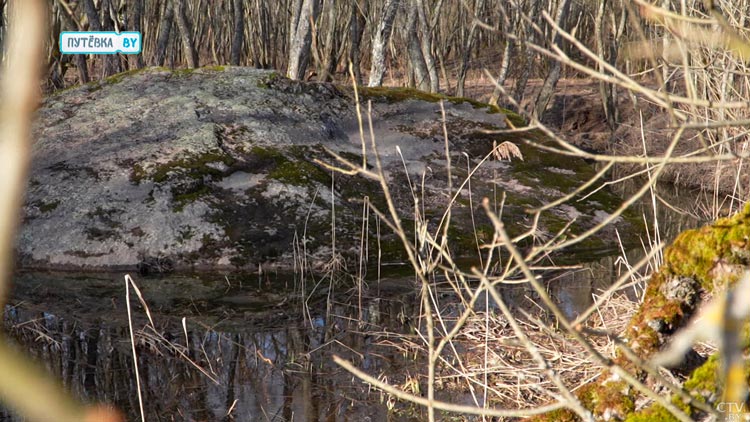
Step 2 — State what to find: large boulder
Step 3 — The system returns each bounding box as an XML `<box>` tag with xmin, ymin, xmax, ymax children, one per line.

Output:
<box><xmin>19</xmin><ymin>67</ymin><xmax>634</xmax><ymax>273</ymax></box>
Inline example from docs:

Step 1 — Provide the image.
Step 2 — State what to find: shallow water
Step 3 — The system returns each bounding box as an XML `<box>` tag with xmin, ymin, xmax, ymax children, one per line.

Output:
<box><xmin>0</xmin><ymin>183</ymin><xmax>715</xmax><ymax>421</ymax></box>
<box><xmin>2</xmin><ymin>272</ymin><xmax>423</xmax><ymax>421</ymax></box>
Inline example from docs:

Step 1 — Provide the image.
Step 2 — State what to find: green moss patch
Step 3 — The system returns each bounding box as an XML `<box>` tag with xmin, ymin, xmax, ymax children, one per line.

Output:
<box><xmin>104</xmin><ymin>67</ymin><xmax>149</xmax><ymax>85</ymax></box>
<box><xmin>131</xmin><ymin>150</ymin><xmax>236</xmax><ymax>184</ymax></box>
<box><xmin>174</xmin><ymin>65</ymin><xmax>226</xmax><ymax>76</ymax></box>
<box><xmin>269</xmin><ymin>160</ymin><xmax>331</xmax><ymax>186</ymax></box>
<box><xmin>349</xmin><ymin>86</ymin><xmax>525</xmax><ymax>127</ymax></box>
<box><xmin>664</xmin><ymin>204</ymin><xmax>750</xmax><ymax>290</ymax></box>
<box><xmin>256</xmin><ymin>71</ymin><xmax>281</xmax><ymax>89</ymax></box>
<box><xmin>37</xmin><ymin>200</ymin><xmax>60</xmax><ymax>213</ymax></box>
<box><xmin>624</xmin><ymin>404</ymin><xmax>681</xmax><ymax>422</ymax></box>
<box><xmin>172</xmin><ymin>183</ymin><xmax>211</xmax><ymax>212</ymax></box>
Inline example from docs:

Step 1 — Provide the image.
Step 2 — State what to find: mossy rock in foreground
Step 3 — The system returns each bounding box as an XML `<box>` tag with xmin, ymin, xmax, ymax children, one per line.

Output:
<box><xmin>533</xmin><ymin>204</ymin><xmax>750</xmax><ymax>421</ymax></box>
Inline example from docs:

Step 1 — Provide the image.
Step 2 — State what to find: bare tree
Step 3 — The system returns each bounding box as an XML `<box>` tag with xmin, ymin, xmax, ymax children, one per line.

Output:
<box><xmin>489</xmin><ymin>3</ymin><xmax>515</xmax><ymax>106</ymax></box>
<box><xmin>54</xmin><ymin>0</ymin><xmax>89</xmax><ymax>83</ymax></box>
<box><xmin>595</xmin><ymin>0</ymin><xmax>626</xmax><ymax>130</ymax></box>
<box><xmin>368</xmin><ymin>0</ymin><xmax>400</xmax><ymax>87</ymax></box>
<box><xmin>532</xmin><ymin>0</ymin><xmax>572</xmax><ymax>120</ymax></box>
<box><xmin>81</xmin><ymin>0</ymin><xmax>119</xmax><ymax>77</ymax></box>
<box><xmin>172</xmin><ymin>0</ymin><xmax>198</xmax><ymax>68</ymax></box>
<box><xmin>416</xmin><ymin>0</ymin><xmax>439</xmax><ymax>92</ymax></box>
<box><xmin>348</xmin><ymin>0</ymin><xmax>366</xmax><ymax>84</ymax></box>
<box><xmin>512</xmin><ymin>0</ymin><xmax>540</xmax><ymax>109</ymax></box>
<box><xmin>154</xmin><ymin>0</ymin><xmax>174</xmax><ymax>67</ymax></box>
<box><xmin>456</xmin><ymin>0</ymin><xmax>485</xmax><ymax>97</ymax></box>
<box><xmin>317</xmin><ymin>0</ymin><xmax>341</xmax><ymax>82</ymax></box>
<box><xmin>230</xmin><ymin>0</ymin><xmax>244</xmax><ymax>65</ymax></box>
<box><xmin>287</xmin><ymin>0</ymin><xmax>321</xmax><ymax>80</ymax></box>
<box><xmin>130</xmin><ymin>0</ymin><xmax>144</xmax><ymax>69</ymax></box>
<box><xmin>406</xmin><ymin>0</ymin><xmax>430</xmax><ymax>91</ymax></box>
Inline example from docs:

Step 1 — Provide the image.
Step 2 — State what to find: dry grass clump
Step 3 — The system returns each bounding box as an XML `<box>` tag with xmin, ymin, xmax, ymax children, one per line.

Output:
<box><xmin>369</xmin><ymin>284</ymin><xmax>639</xmax><ymax>412</ymax></box>
<box><xmin>456</xmin><ymin>294</ymin><xmax>635</xmax><ymax>408</ymax></box>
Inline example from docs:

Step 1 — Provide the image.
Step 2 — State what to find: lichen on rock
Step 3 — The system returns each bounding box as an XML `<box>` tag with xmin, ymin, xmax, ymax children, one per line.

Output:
<box><xmin>21</xmin><ymin>66</ymin><xmax>637</xmax><ymax>273</ymax></box>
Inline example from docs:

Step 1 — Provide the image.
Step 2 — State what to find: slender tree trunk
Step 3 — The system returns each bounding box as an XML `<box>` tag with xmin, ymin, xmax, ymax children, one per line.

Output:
<box><xmin>48</xmin><ymin>9</ymin><xmax>66</xmax><ymax>90</ymax></box>
<box><xmin>287</xmin><ymin>0</ymin><xmax>320</xmax><ymax>80</ymax></box>
<box><xmin>230</xmin><ymin>0</ymin><xmax>244</xmax><ymax>65</ymax></box>
<box><xmin>595</xmin><ymin>0</ymin><xmax>616</xmax><ymax>129</ymax></box>
<box><xmin>456</xmin><ymin>0</ymin><xmax>485</xmax><ymax>97</ymax></box>
<box><xmin>81</xmin><ymin>0</ymin><xmax>104</xmax><ymax>78</ymax></box>
<box><xmin>512</xmin><ymin>0</ymin><xmax>539</xmax><ymax>109</ymax></box>
<box><xmin>154</xmin><ymin>0</ymin><xmax>174</xmax><ymax>67</ymax></box>
<box><xmin>317</xmin><ymin>0</ymin><xmax>338</xmax><ymax>82</ymax></box>
<box><xmin>489</xmin><ymin>3</ymin><xmax>515</xmax><ymax>106</ymax></box>
<box><xmin>172</xmin><ymin>0</ymin><xmax>198</xmax><ymax>68</ymax></box>
<box><xmin>489</xmin><ymin>40</ymin><xmax>512</xmax><ymax>106</ymax></box>
<box><xmin>249</xmin><ymin>0</ymin><xmax>269</xmax><ymax>67</ymax></box>
<box><xmin>533</xmin><ymin>0</ymin><xmax>572</xmax><ymax>120</ymax></box>
<box><xmin>368</xmin><ymin>0</ymin><xmax>400</xmax><ymax>87</ymax></box>
<box><xmin>82</xmin><ymin>0</ymin><xmax>101</xmax><ymax>31</ymax></box>
<box><xmin>289</xmin><ymin>0</ymin><xmax>303</xmax><ymax>54</ymax></box>
<box><xmin>55</xmin><ymin>0</ymin><xmax>89</xmax><ymax>83</ymax></box>
<box><xmin>406</xmin><ymin>1</ymin><xmax>429</xmax><ymax>91</ymax></box>
<box><xmin>348</xmin><ymin>0</ymin><xmax>366</xmax><ymax>84</ymax></box>
<box><xmin>83</xmin><ymin>0</ymin><xmax>118</xmax><ymax>77</ymax></box>
<box><xmin>415</xmin><ymin>0</ymin><xmax>438</xmax><ymax>92</ymax></box>
<box><xmin>130</xmin><ymin>0</ymin><xmax>144</xmax><ymax>69</ymax></box>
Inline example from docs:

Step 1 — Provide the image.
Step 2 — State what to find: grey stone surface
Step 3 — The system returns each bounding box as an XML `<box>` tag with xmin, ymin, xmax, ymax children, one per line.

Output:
<box><xmin>18</xmin><ymin>66</ymin><xmax>634</xmax><ymax>273</ymax></box>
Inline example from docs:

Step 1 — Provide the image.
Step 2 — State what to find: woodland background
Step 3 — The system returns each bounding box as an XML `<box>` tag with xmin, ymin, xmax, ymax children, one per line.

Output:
<box><xmin>2</xmin><ymin>1</ymin><xmax>750</xmax><ymax>421</ymax></box>
<box><xmin>0</xmin><ymin>0</ymin><xmax>632</xmax><ymax>124</ymax></box>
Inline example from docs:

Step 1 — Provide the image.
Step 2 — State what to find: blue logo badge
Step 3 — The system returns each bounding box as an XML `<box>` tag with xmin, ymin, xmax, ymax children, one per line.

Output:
<box><xmin>60</xmin><ymin>32</ymin><xmax>141</xmax><ymax>55</ymax></box>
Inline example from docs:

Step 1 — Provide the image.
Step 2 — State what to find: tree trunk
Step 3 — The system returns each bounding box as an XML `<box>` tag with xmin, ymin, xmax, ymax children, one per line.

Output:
<box><xmin>230</xmin><ymin>0</ymin><xmax>244</xmax><ymax>65</ymax></box>
<box><xmin>488</xmin><ymin>3</ymin><xmax>515</xmax><ymax>106</ymax></box>
<box><xmin>415</xmin><ymin>0</ymin><xmax>438</xmax><ymax>92</ymax></box>
<box><xmin>130</xmin><ymin>0</ymin><xmax>144</xmax><ymax>69</ymax></box>
<box><xmin>595</xmin><ymin>0</ymin><xmax>616</xmax><ymax>130</ymax></box>
<box><xmin>55</xmin><ymin>0</ymin><xmax>89</xmax><ymax>83</ymax></box>
<box><xmin>368</xmin><ymin>0</ymin><xmax>400</xmax><ymax>87</ymax></box>
<box><xmin>48</xmin><ymin>8</ymin><xmax>66</xmax><ymax>90</ymax></box>
<box><xmin>172</xmin><ymin>0</ymin><xmax>198</xmax><ymax>68</ymax></box>
<box><xmin>81</xmin><ymin>0</ymin><xmax>101</xmax><ymax>31</ymax></box>
<box><xmin>489</xmin><ymin>39</ymin><xmax>512</xmax><ymax>106</ymax></box>
<box><xmin>512</xmin><ymin>0</ymin><xmax>540</xmax><ymax>110</ymax></box>
<box><xmin>456</xmin><ymin>0</ymin><xmax>485</xmax><ymax>97</ymax></box>
<box><xmin>287</xmin><ymin>0</ymin><xmax>320</xmax><ymax>80</ymax></box>
<box><xmin>154</xmin><ymin>0</ymin><xmax>174</xmax><ymax>67</ymax></box>
<box><xmin>532</xmin><ymin>0</ymin><xmax>572</xmax><ymax>120</ymax></box>
<box><xmin>83</xmin><ymin>0</ymin><xmax>118</xmax><ymax>77</ymax></box>
<box><xmin>317</xmin><ymin>0</ymin><xmax>338</xmax><ymax>82</ymax></box>
<box><xmin>348</xmin><ymin>0</ymin><xmax>366</xmax><ymax>84</ymax></box>
<box><xmin>101</xmin><ymin>0</ymin><xmax>120</xmax><ymax>76</ymax></box>
<box><xmin>406</xmin><ymin>1</ymin><xmax>429</xmax><ymax>91</ymax></box>
<box><xmin>289</xmin><ymin>0</ymin><xmax>303</xmax><ymax>54</ymax></box>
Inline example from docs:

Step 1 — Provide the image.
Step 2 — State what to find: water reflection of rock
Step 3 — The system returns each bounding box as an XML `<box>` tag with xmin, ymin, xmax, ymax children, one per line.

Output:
<box><xmin>501</xmin><ymin>181</ymin><xmax>709</xmax><ymax>320</ymax></box>
<box><xmin>2</xmin><ymin>275</ymin><xmax>418</xmax><ymax>421</ymax></box>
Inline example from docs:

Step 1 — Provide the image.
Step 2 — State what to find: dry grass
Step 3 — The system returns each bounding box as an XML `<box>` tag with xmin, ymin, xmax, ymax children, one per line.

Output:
<box><xmin>370</xmin><ymin>284</ymin><xmax>638</xmax><ymax>412</ymax></box>
<box><xmin>324</xmin><ymin>2</ymin><xmax>750</xmax><ymax>420</ymax></box>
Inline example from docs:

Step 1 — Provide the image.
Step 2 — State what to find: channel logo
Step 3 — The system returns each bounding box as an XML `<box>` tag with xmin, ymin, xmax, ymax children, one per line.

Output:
<box><xmin>60</xmin><ymin>31</ymin><xmax>141</xmax><ymax>55</ymax></box>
